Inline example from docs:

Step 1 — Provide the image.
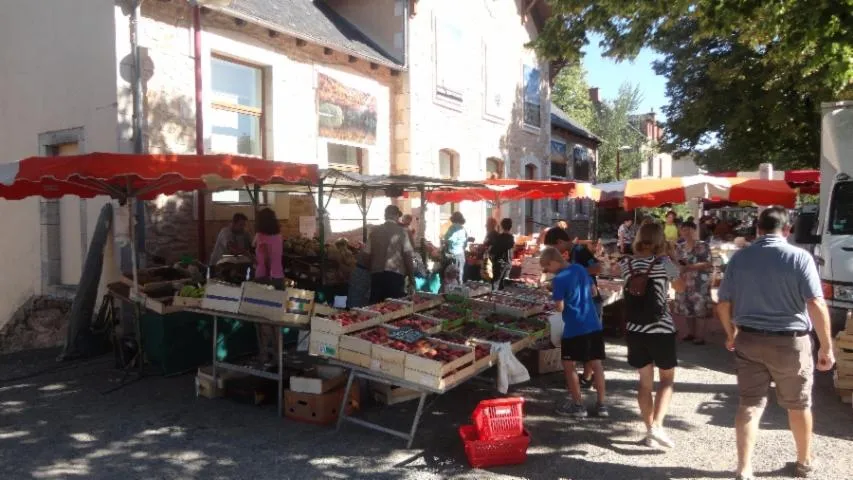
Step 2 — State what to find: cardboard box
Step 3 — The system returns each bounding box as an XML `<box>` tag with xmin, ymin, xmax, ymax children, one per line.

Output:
<box><xmin>202</xmin><ymin>281</ymin><xmax>244</xmax><ymax>313</ymax></box>
<box><xmin>284</xmin><ymin>385</ymin><xmax>360</xmax><ymax>425</ymax></box>
<box><xmin>369</xmin><ymin>382</ymin><xmax>421</xmax><ymax>405</ymax></box>
<box><xmin>289</xmin><ymin>366</ymin><xmax>347</xmax><ymax>394</ymax></box>
<box><xmin>518</xmin><ymin>346</ymin><xmax>564</xmax><ymax>375</ymax></box>
<box><xmin>195</xmin><ymin>367</ymin><xmax>243</xmax><ymax>399</ymax></box>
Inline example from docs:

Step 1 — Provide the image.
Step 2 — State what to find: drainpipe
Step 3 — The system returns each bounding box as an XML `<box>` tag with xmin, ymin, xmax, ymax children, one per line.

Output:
<box><xmin>192</xmin><ymin>2</ymin><xmax>207</xmax><ymax>262</ymax></box>
<box><xmin>130</xmin><ymin>0</ymin><xmax>146</xmax><ymax>267</ymax></box>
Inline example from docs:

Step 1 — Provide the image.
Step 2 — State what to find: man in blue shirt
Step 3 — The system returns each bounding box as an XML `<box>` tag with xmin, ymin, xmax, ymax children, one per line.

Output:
<box><xmin>717</xmin><ymin>207</ymin><xmax>834</xmax><ymax>480</ymax></box>
<box><xmin>540</xmin><ymin>247</ymin><xmax>608</xmax><ymax>419</ymax></box>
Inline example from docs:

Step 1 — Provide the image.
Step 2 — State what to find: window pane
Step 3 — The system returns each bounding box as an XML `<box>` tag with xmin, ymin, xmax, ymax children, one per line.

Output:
<box><xmin>523</xmin><ymin>103</ymin><xmax>541</xmax><ymax>127</ymax></box>
<box><xmin>211</xmin><ymin>110</ymin><xmax>262</xmax><ymax>156</ymax></box>
<box><xmin>212</xmin><ymin>189</ymin><xmax>252</xmax><ymax>203</ymax></box>
<box><xmin>328</xmin><ymin>143</ymin><xmax>359</xmax><ymax>168</ymax></box>
<box><xmin>435</xmin><ymin>20</ymin><xmax>464</xmax><ymax>100</ymax></box>
<box><xmin>439</xmin><ymin>151</ymin><xmax>454</xmax><ymax>178</ymax></box>
<box><xmin>211</xmin><ymin>57</ymin><xmax>262</xmax><ymax>109</ymax></box>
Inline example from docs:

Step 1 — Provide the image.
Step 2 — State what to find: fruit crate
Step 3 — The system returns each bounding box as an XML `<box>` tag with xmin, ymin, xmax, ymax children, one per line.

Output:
<box><xmin>476</xmin><ymin>326</ymin><xmax>531</xmax><ymax>354</ymax></box>
<box><xmin>173</xmin><ymin>294</ymin><xmax>202</xmax><ymax>309</ymax></box>
<box><xmin>384</xmin><ymin>314</ymin><xmax>442</xmax><ymax>334</ymax></box>
<box><xmin>338</xmin><ymin>348</ymin><xmax>371</xmax><ymax>368</ymax></box>
<box><xmin>405</xmin><ymin>339</ymin><xmax>475</xmax><ymax>378</ymax></box>
<box><xmin>404</xmin><ymin>362</ymin><xmax>475</xmax><ymax>390</ymax></box>
<box><xmin>405</xmin><ymin>293</ymin><xmax>444</xmax><ymax>313</ymax></box>
<box><xmin>473</xmin><ymin>397</ymin><xmax>525</xmax><ymax>440</ymax></box>
<box><xmin>239</xmin><ymin>281</ymin><xmax>288</xmax><ymax>322</ymax></box>
<box><xmin>362</xmin><ymin>299</ymin><xmax>414</xmax><ymax>323</ymax></box>
<box><xmin>480</xmin><ymin>293</ymin><xmax>544</xmax><ymax>319</ymax></box>
<box><xmin>420</xmin><ymin>305</ymin><xmax>470</xmax><ymax>330</ymax></box>
<box><xmin>458</xmin><ymin>425</ymin><xmax>529</xmax><ymax>468</ymax></box>
<box><xmin>339</xmin><ymin>326</ymin><xmax>399</xmax><ymax>356</ymax></box>
<box><xmin>201</xmin><ymin>281</ymin><xmax>244</xmax><ymax>313</ymax></box>
<box><xmin>469</xmin><ymin>341</ymin><xmax>496</xmax><ymax>372</ymax></box>
<box><xmin>369</xmin><ymin>357</ymin><xmax>405</xmax><ymax>378</ymax></box>
<box><xmin>309</xmin><ymin>330</ymin><xmax>340</xmax><ymax>359</ymax></box>
<box><xmin>310</xmin><ymin>307</ymin><xmax>383</xmax><ymax>335</ymax></box>
<box><xmin>504</xmin><ymin>317</ymin><xmax>548</xmax><ymax>341</ymax></box>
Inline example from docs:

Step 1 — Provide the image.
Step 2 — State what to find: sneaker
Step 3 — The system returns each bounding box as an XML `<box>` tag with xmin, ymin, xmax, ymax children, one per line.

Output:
<box><xmin>648</xmin><ymin>427</ymin><xmax>675</xmax><ymax>448</ymax></box>
<box><xmin>556</xmin><ymin>401</ymin><xmax>587</xmax><ymax>418</ymax></box>
<box><xmin>579</xmin><ymin>375</ymin><xmax>594</xmax><ymax>390</ymax></box>
<box><xmin>794</xmin><ymin>461</ymin><xmax>813</xmax><ymax>478</ymax></box>
<box><xmin>594</xmin><ymin>404</ymin><xmax>610</xmax><ymax>418</ymax></box>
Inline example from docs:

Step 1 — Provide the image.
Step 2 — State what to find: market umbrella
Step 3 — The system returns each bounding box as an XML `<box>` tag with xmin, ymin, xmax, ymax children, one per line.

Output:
<box><xmin>0</xmin><ymin>152</ymin><xmax>319</xmax><ymax>295</ymax></box>
<box><xmin>621</xmin><ymin>175</ymin><xmax>797</xmax><ymax>209</ymax></box>
<box><xmin>425</xmin><ymin>179</ymin><xmax>599</xmax><ymax>204</ymax></box>
<box><xmin>708</xmin><ymin>169</ymin><xmax>819</xmax><ymax>194</ymax></box>
<box><xmin>0</xmin><ymin>152</ymin><xmax>318</xmax><ymax>200</ymax></box>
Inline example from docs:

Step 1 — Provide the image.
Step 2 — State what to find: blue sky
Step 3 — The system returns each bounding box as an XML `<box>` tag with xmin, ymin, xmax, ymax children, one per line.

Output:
<box><xmin>581</xmin><ymin>34</ymin><xmax>668</xmax><ymax>119</ymax></box>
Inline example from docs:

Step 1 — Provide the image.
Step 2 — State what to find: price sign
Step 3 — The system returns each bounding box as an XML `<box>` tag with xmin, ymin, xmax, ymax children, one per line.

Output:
<box><xmin>388</xmin><ymin>327</ymin><xmax>425</xmax><ymax>344</ymax></box>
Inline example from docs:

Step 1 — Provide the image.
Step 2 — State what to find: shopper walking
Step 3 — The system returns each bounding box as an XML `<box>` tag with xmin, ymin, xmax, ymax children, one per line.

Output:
<box><xmin>673</xmin><ymin>221</ymin><xmax>714</xmax><ymax>345</ymax></box>
<box><xmin>365</xmin><ymin>205</ymin><xmax>415</xmax><ymax>303</ymax></box>
<box><xmin>619</xmin><ymin>223</ymin><xmax>684</xmax><ymax>449</ymax></box>
<box><xmin>487</xmin><ymin>218</ymin><xmax>515</xmax><ymax>290</ymax></box>
<box><xmin>717</xmin><ymin>207</ymin><xmax>834</xmax><ymax>480</ymax></box>
<box><xmin>442</xmin><ymin>211</ymin><xmax>469</xmax><ymax>285</ymax></box>
<box><xmin>540</xmin><ymin>247</ymin><xmax>608</xmax><ymax>418</ymax></box>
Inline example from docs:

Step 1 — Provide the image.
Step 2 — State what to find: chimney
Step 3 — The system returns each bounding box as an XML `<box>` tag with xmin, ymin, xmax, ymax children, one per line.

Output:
<box><xmin>588</xmin><ymin>87</ymin><xmax>599</xmax><ymax>104</ymax></box>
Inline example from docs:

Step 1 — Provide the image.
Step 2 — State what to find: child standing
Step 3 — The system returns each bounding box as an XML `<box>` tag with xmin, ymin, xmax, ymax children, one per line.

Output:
<box><xmin>540</xmin><ymin>247</ymin><xmax>608</xmax><ymax>418</ymax></box>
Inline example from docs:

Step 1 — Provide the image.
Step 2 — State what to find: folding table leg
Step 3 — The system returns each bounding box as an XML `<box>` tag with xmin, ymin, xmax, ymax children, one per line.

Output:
<box><xmin>406</xmin><ymin>392</ymin><xmax>428</xmax><ymax>449</ymax></box>
<box><xmin>277</xmin><ymin>327</ymin><xmax>284</xmax><ymax>417</ymax></box>
<box><xmin>336</xmin><ymin>370</ymin><xmax>356</xmax><ymax>430</ymax></box>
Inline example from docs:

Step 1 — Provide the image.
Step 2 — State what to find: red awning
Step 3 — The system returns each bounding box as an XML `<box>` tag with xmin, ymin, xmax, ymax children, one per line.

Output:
<box><xmin>425</xmin><ymin>179</ymin><xmax>599</xmax><ymax>205</ymax></box>
<box><xmin>0</xmin><ymin>152</ymin><xmax>318</xmax><ymax>201</ymax></box>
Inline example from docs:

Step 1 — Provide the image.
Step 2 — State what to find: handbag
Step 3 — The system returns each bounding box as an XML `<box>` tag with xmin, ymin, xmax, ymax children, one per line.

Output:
<box><xmin>481</xmin><ymin>255</ymin><xmax>494</xmax><ymax>281</ymax></box>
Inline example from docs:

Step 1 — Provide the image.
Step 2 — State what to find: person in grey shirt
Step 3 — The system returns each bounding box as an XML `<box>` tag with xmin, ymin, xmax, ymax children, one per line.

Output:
<box><xmin>209</xmin><ymin>213</ymin><xmax>253</xmax><ymax>266</ymax></box>
<box><xmin>717</xmin><ymin>206</ymin><xmax>834</xmax><ymax>480</ymax></box>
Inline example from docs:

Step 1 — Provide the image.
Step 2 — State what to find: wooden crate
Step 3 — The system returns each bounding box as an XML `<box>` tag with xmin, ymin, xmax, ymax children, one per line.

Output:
<box><xmin>407</xmin><ymin>293</ymin><xmax>444</xmax><ymax>313</ymax></box>
<box><xmin>845</xmin><ymin>310</ymin><xmax>853</xmax><ymax>335</ymax></box>
<box><xmin>361</xmin><ymin>300</ymin><xmax>413</xmax><ymax>323</ymax></box>
<box><xmin>239</xmin><ymin>282</ymin><xmax>288</xmax><ymax>320</ymax></box>
<box><xmin>339</xmin><ymin>333</ymin><xmax>374</xmax><ymax>356</ymax></box>
<box><xmin>405</xmin><ymin>340</ymin><xmax>475</xmax><ymax>377</ymax></box>
<box><xmin>371</xmin><ymin>343</ymin><xmax>408</xmax><ymax>365</ymax></box>
<box><xmin>403</xmin><ymin>363</ymin><xmax>476</xmax><ymax>390</ymax></box>
<box><xmin>173</xmin><ymin>295</ymin><xmax>202</xmax><ymax>309</ymax></box>
<box><xmin>384</xmin><ymin>314</ymin><xmax>442</xmax><ymax>334</ymax></box>
<box><xmin>202</xmin><ymin>281</ymin><xmax>243</xmax><ymax>313</ymax></box>
<box><xmin>144</xmin><ymin>296</ymin><xmax>184</xmax><ymax>315</ymax></box>
<box><xmin>282</xmin><ymin>288</ymin><xmax>316</xmax><ymax>324</ymax></box>
<box><xmin>369</xmin><ymin>357</ymin><xmax>405</xmax><ymax>378</ymax></box>
<box><xmin>468</xmin><ymin>341</ymin><xmax>496</xmax><ymax>372</ymax></box>
<box><xmin>309</xmin><ymin>330</ymin><xmax>340</xmax><ymax>359</ymax></box>
<box><xmin>339</xmin><ymin>348</ymin><xmax>371</xmax><ymax>368</ymax></box>
<box><xmin>310</xmin><ymin>309</ymin><xmax>383</xmax><ymax>335</ymax></box>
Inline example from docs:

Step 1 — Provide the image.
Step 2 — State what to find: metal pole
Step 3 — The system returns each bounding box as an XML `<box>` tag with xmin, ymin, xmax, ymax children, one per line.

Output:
<box><xmin>418</xmin><ymin>185</ymin><xmax>427</xmax><ymax>265</ymax></box>
<box><xmin>192</xmin><ymin>3</ymin><xmax>207</xmax><ymax>262</ymax></box>
<box><xmin>317</xmin><ymin>182</ymin><xmax>325</xmax><ymax>289</ymax></box>
<box><xmin>130</xmin><ymin>0</ymin><xmax>146</xmax><ymax>267</ymax></box>
<box><xmin>361</xmin><ymin>188</ymin><xmax>368</xmax><ymax>243</ymax></box>
<box><xmin>615</xmin><ymin>150</ymin><xmax>621</xmax><ymax>181</ymax></box>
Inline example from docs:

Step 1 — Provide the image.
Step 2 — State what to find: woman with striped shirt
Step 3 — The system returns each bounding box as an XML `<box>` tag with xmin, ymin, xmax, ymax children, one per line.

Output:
<box><xmin>619</xmin><ymin>223</ymin><xmax>685</xmax><ymax>449</ymax></box>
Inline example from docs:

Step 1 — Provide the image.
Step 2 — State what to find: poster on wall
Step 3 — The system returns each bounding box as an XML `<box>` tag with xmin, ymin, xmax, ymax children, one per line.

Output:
<box><xmin>317</xmin><ymin>73</ymin><xmax>377</xmax><ymax>145</ymax></box>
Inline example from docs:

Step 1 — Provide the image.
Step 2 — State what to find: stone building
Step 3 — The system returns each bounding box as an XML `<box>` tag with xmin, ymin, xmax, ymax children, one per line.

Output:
<box><xmin>0</xmin><ymin>0</ymin><xmax>553</xmax><ymax>329</ymax></box>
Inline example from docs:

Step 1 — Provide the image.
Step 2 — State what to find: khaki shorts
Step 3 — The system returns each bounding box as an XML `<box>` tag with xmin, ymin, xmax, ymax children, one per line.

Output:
<box><xmin>734</xmin><ymin>331</ymin><xmax>813</xmax><ymax>410</ymax></box>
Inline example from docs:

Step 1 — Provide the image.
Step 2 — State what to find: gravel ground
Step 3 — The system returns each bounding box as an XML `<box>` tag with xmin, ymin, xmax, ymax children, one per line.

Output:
<box><xmin>0</xmin><ymin>336</ymin><xmax>850</xmax><ymax>480</ymax></box>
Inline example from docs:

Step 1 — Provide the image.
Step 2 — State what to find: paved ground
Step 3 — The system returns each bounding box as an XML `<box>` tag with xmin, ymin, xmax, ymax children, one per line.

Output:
<box><xmin>0</xmin><ymin>335</ymin><xmax>850</xmax><ymax>480</ymax></box>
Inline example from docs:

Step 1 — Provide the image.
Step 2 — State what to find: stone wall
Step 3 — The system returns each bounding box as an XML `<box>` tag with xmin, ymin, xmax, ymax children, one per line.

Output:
<box><xmin>138</xmin><ymin>0</ymin><xmax>397</xmax><ymax>263</ymax></box>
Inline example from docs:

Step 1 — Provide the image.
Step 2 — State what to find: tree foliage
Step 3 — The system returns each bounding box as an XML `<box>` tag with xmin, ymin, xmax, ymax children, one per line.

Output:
<box><xmin>551</xmin><ymin>63</ymin><xmax>595</xmax><ymax>129</ymax></box>
<box><xmin>534</xmin><ymin>0</ymin><xmax>853</xmax><ymax>171</ymax></box>
<box><xmin>592</xmin><ymin>83</ymin><xmax>646</xmax><ymax>183</ymax></box>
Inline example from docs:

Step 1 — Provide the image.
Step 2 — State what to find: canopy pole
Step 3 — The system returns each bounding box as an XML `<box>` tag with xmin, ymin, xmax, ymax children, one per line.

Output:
<box><xmin>130</xmin><ymin>0</ymin><xmax>146</xmax><ymax>266</ymax></box>
<box><xmin>128</xmin><ymin>199</ymin><xmax>139</xmax><ymax>300</ymax></box>
<box><xmin>419</xmin><ymin>184</ymin><xmax>427</xmax><ymax>265</ymax></box>
<box><xmin>317</xmin><ymin>182</ymin><xmax>325</xmax><ymax>290</ymax></box>
<box><xmin>361</xmin><ymin>188</ymin><xmax>368</xmax><ymax>244</ymax></box>
<box><xmin>192</xmin><ymin>2</ymin><xmax>207</xmax><ymax>263</ymax></box>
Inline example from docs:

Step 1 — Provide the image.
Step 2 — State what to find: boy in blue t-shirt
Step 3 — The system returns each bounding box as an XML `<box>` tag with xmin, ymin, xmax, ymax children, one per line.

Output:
<box><xmin>540</xmin><ymin>247</ymin><xmax>608</xmax><ymax>418</ymax></box>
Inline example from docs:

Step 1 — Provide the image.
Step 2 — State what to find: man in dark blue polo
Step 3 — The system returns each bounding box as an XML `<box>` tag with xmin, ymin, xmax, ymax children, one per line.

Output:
<box><xmin>717</xmin><ymin>206</ymin><xmax>834</xmax><ymax>480</ymax></box>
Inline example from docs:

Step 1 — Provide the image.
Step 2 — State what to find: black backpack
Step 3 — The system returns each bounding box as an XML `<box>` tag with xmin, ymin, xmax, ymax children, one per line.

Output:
<box><xmin>623</xmin><ymin>258</ymin><xmax>666</xmax><ymax>325</ymax></box>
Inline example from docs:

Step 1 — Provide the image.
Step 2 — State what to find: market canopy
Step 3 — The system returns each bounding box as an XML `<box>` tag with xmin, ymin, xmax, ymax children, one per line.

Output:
<box><xmin>616</xmin><ymin>175</ymin><xmax>797</xmax><ymax>209</ymax></box>
<box><xmin>0</xmin><ymin>152</ymin><xmax>318</xmax><ymax>201</ymax></box>
<box><xmin>709</xmin><ymin>169</ymin><xmax>819</xmax><ymax>194</ymax></box>
<box><xmin>424</xmin><ymin>179</ymin><xmax>600</xmax><ymax>205</ymax></box>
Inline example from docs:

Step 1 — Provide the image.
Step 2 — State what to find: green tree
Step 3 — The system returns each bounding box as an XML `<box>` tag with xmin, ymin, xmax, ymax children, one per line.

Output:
<box><xmin>593</xmin><ymin>83</ymin><xmax>646</xmax><ymax>183</ymax></box>
<box><xmin>533</xmin><ymin>0</ymin><xmax>853</xmax><ymax>171</ymax></box>
<box><xmin>551</xmin><ymin>63</ymin><xmax>595</xmax><ymax>129</ymax></box>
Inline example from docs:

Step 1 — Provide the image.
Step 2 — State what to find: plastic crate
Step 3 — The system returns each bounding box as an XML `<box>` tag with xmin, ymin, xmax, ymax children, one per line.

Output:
<box><xmin>459</xmin><ymin>425</ymin><xmax>529</xmax><ymax>468</ymax></box>
<box><xmin>472</xmin><ymin>397</ymin><xmax>525</xmax><ymax>440</ymax></box>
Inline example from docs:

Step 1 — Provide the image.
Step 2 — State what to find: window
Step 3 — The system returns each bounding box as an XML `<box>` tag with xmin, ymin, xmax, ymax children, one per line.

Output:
<box><xmin>647</xmin><ymin>156</ymin><xmax>654</xmax><ymax>177</ymax></box>
<box><xmin>829</xmin><ymin>181</ymin><xmax>853</xmax><ymax>235</ymax></box>
<box><xmin>522</xmin><ymin>64</ymin><xmax>541</xmax><ymax>128</ymax></box>
<box><xmin>210</xmin><ymin>56</ymin><xmax>264</xmax><ymax>203</ymax></box>
<box><xmin>327</xmin><ymin>143</ymin><xmax>364</xmax><ymax>173</ymax></box>
<box><xmin>524</xmin><ymin>164</ymin><xmax>537</xmax><ymax>234</ymax></box>
<box><xmin>573</xmin><ymin>146</ymin><xmax>591</xmax><ymax>181</ymax></box>
<box><xmin>439</xmin><ymin>149</ymin><xmax>459</xmax><ymax>223</ymax></box>
<box><xmin>486</xmin><ymin>157</ymin><xmax>503</xmax><ymax>179</ymax></box>
<box><xmin>435</xmin><ymin>18</ymin><xmax>465</xmax><ymax>102</ymax></box>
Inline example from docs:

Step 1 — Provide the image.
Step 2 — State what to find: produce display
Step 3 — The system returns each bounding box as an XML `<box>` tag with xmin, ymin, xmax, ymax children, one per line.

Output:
<box><xmin>397</xmin><ymin>339</ymin><xmax>468</xmax><ymax>362</ymax></box>
<box><xmin>356</xmin><ymin>326</ymin><xmax>394</xmax><ymax>344</ymax></box>
<box><xmin>431</xmin><ymin>331</ymin><xmax>468</xmax><ymax>345</ymax></box>
<box><xmin>483</xmin><ymin>313</ymin><xmax>516</xmax><ymax>326</ymax></box>
<box><xmin>365</xmin><ymin>300</ymin><xmax>409</xmax><ymax>316</ymax></box>
<box><xmin>422</xmin><ymin>305</ymin><xmax>468</xmax><ymax>323</ymax></box>
<box><xmin>387</xmin><ymin>315</ymin><xmax>438</xmax><ymax>332</ymax></box>
<box><xmin>481</xmin><ymin>294</ymin><xmax>539</xmax><ymax>310</ymax></box>
<box><xmin>507</xmin><ymin>318</ymin><xmax>548</xmax><ymax>336</ymax></box>
<box><xmin>284</xmin><ymin>236</ymin><xmax>322</xmax><ymax>257</ymax></box>
<box><xmin>178</xmin><ymin>284</ymin><xmax>205</xmax><ymax>298</ymax></box>
<box><xmin>473</xmin><ymin>343</ymin><xmax>491</xmax><ymax>360</ymax></box>
<box><xmin>330</xmin><ymin>310</ymin><xmax>376</xmax><ymax>326</ymax></box>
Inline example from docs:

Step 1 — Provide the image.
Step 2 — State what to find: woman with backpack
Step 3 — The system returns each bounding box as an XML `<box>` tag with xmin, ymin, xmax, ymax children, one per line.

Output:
<box><xmin>619</xmin><ymin>223</ymin><xmax>685</xmax><ymax>449</ymax></box>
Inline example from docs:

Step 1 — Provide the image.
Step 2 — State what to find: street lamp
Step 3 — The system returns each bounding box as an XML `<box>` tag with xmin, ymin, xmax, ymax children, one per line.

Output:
<box><xmin>615</xmin><ymin>145</ymin><xmax>632</xmax><ymax>181</ymax></box>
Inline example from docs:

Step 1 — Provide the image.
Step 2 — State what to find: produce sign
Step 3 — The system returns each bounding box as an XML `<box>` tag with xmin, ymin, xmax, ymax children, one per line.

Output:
<box><xmin>388</xmin><ymin>327</ymin><xmax>425</xmax><ymax>344</ymax></box>
<box><xmin>317</xmin><ymin>73</ymin><xmax>377</xmax><ymax>145</ymax></box>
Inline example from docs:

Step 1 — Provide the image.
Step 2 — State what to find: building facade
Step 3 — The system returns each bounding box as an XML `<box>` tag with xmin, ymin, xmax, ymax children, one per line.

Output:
<box><xmin>0</xmin><ymin>0</ymin><xmax>552</xmax><ymax>328</ymax></box>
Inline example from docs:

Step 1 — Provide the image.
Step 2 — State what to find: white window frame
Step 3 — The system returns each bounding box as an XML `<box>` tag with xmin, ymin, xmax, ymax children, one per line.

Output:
<box><xmin>522</xmin><ymin>63</ymin><xmax>542</xmax><ymax>131</ymax></box>
<box><xmin>433</xmin><ymin>15</ymin><xmax>465</xmax><ymax>109</ymax></box>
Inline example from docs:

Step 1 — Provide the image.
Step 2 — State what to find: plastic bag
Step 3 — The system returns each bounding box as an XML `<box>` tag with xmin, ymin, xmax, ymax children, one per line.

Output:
<box><xmin>495</xmin><ymin>343</ymin><xmax>530</xmax><ymax>394</ymax></box>
<box><xmin>548</xmin><ymin>312</ymin><xmax>563</xmax><ymax>348</ymax></box>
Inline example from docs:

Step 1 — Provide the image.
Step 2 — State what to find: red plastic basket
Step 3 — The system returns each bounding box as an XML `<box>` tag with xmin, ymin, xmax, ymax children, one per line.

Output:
<box><xmin>459</xmin><ymin>425</ymin><xmax>529</xmax><ymax>468</ymax></box>
<box><xmin>472</xmin><ymin>397</ymin><xmax>525</xmax><ymax>440</ymax></box>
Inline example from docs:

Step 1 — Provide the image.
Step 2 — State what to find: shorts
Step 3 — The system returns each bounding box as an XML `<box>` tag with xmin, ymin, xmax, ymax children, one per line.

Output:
<box><xmin>734</xmin><ymin>331</ymin><xmax>813</xmax><ymax>410</ymax></box>
<box><xmin>626</xmin><ymin>332</ymin><xmax>677</xmax><ymax>370</ymax></box>
<box><xmin>561</xmin><ymin>331</ymin><xmax>606</xmax><ymax>363</ymax></box>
